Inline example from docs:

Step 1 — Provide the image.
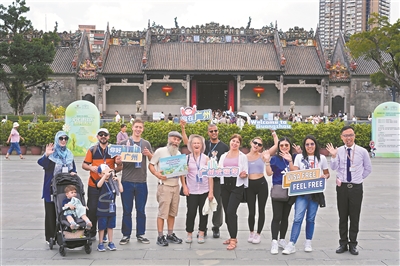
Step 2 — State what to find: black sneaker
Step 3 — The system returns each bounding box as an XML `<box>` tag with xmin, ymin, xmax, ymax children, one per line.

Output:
<box><xmin>156</xmin><ymin>235</ymin><xmax>169</xmax><ymax>246</ymax></box>
<box><xmin>212</xmin><ymin>227</ymin><xmax>220</xmax><ymax>238</ymax></box>
<box><xmin>166</xmin><ymin>233</ymin><xmax>182</xmax><ymax>244</ymax></box>
<box><xmin>119</xmin><ymin>236</ymin><xmax>130</xmax><ymax>245</ymax></box>
<box><xmin>137</xmin><ymin>235</ymin><xmax>150</xmax><ymax>244</ymax></box>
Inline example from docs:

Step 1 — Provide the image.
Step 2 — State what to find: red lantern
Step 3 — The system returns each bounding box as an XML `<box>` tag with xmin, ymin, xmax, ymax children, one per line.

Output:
<box><xmin>162</xmin><ymin>85</ymin><xmax>173</xmax><ymax>96</ymax></box>
<box><xmin>253</xmin><ymin>85</ymin><xmax>265</xmax><ymax>97</ymax></box>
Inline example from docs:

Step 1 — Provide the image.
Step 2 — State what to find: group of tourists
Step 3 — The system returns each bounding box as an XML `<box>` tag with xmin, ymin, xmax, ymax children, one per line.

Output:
<box><xmin>37</xmin><ymin>118</ymin><xmax>371</xmax><ymax>255</ymax></box>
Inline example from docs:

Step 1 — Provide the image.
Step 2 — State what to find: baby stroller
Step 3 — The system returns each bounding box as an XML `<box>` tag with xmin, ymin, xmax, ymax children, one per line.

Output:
<box><xmin>49</xmin><ymin>173</ymin><xmax>92</xmax><ymax>256</ymax></box>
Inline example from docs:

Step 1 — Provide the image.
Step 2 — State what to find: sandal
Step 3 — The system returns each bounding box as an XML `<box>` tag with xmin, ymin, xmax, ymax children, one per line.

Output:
<box><xmin>223</xmin><ymin>239</ymin><xmax>231</xmax><ymax>245</ymax></box>
<box><xmin>198</xmin><ymin>234</ymin><xmax>205</xmax><ymax>244</ymax></box>
<box><xmin>185</xmin><ymin>234</ymin><xmax>193</xmax><ymax>243</ymax></box>
<box><xmin>227</xmin><ymin>238</ymin><xmax>237</xmax><ymax>250</ymax></box>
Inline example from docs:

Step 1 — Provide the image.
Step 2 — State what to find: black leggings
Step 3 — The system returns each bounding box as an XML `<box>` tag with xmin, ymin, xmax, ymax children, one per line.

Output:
<box><xmin>246</xmin><ymin>177</ymin><xmax>268</xmax><ymax>234</ymax></box>
<box><xmin>221</xmin><ymin>178</ymin><xmax>244</xmax><ymax>239</ymax></box>
<box><xmin>271</xmin><ymin>199</ymin><xmax>292</xmax><ymax>240</ymax></box>
<box><xmin>185</xmin><ymin>192</ymin><xmax>209</xmax><ymax>233</ymax></box>
<box><xmin>44</xmin><ymin>200</ymin><xmax>56</xmax><ymax>242</ymax></box>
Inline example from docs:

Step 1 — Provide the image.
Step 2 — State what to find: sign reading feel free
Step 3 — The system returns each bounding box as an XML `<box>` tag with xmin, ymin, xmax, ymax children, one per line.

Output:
<box><xmin>283</xmin><ymin>168</ymin><xmax>326</xmax><ymax>196</ymax></box>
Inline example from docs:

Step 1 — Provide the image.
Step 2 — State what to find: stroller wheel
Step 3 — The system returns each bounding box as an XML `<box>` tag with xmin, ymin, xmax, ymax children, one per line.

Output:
<box><xmin>49</xmin><ymin>237</ymin><xmax>54</xmax><ymax>250</ymax></box>
<box><xmin>85</xmin><ymin>243</ymin><xmax>92</xmax><ymax>254</ymax></box>
<box><xmin>59</xmin><ymin>246</ymin><xmax>66</xmax><ymax>257</ymax></box>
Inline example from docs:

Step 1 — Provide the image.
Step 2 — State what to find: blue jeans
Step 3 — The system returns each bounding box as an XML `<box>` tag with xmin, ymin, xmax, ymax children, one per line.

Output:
<box><xmin>121</xmin><ymin>181</ymin><xmax>148</xmax><ymax>238</ymax></box>
<box><xmin>7</xmin><ymin>142</ymin><xmax>21</xmax><ymax>155</ymax></box>
<box><xmin>289</xmin><ymin>195</ymin><xmax>319</xmax><ymax>244</ymax></box>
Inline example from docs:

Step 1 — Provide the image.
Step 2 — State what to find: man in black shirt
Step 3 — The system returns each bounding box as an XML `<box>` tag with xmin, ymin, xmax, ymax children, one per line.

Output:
<box><xmin>181</xmin><ymin>121</ymin><xmax>229</xmax><ymax>238</ymax></box>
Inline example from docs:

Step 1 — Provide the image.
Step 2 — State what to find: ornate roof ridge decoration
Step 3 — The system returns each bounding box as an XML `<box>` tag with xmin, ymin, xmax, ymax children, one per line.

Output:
<box><xmin>77</xmin><ymin>58</ymin><xmax>97</xmax><ymax>78</ymax></box>
<box><xmin>327</xmin><ymin>60</ymin><xmax>350</xmax><ymax>80</ymax></box>
<box><xmin>57</xmin><ymin>30</ymin><xmax>83</xmax><ymax>48</ymax></box>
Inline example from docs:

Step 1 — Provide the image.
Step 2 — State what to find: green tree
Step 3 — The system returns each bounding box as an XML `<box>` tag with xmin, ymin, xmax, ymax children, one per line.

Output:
<box><xmin>347</xmin><ymin>14</ymin><xmax>400</xmax><ymax>95</ymax></box>
<box><xmin>0</xmin><ymin>0</ymin><xmax>59</xmax><ymax>115</ymax></box>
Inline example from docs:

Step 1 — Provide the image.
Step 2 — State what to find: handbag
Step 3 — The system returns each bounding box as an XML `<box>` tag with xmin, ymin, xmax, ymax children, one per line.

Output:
<box><xmin>270</xmin><ymin>184</ymin><xmax>289</xmax><ymax>201</ymax></box>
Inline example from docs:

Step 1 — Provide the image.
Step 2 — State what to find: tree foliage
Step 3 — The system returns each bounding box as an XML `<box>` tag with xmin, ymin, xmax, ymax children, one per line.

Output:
<box><xmin>347</xmin><ymin>14</ymin><xmax>400</xmax><ymax>93</ymax></box>
<box><xmin>0</xmin><ymin>0</ymin><xmax>59</xmax><ymax>115</ymax></box>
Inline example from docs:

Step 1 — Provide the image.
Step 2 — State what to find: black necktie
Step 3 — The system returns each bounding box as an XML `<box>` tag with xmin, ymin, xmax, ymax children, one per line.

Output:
<box><xmin>347</xmin><ymin>148</ymin><xmax>352</xmax><ymax>182</ymax></box>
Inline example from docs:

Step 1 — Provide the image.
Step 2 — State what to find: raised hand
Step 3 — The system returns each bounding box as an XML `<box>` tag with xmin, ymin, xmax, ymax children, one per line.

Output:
<box><xmin>262</xmin><ymin>150</ymin><xmax>271</xmax><ymax>162</ymax></box>
<box><xmin>292</xmin><ymin>143</ymin><xmax>302</xmax><ymax>154</ymax></box>
<box><xmin>326</xmin><ymin>143</ymin><xmax>337</xmax><ymax>157</ymax></box>
<box><xmin>45</xmin><ymin>143</ymin><xmax>55</xmax><ymax>157</ymax></box>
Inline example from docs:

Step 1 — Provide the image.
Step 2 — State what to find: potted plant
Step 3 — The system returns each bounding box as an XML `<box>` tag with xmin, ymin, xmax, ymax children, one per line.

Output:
<box><xmin>25</xmin><ymin>122</ymin><xmax>44</xmax><ymax>155</ymax></box>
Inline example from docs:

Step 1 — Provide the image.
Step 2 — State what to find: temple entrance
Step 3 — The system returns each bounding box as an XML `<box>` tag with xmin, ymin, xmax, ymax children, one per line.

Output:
<box><xmin>197</xmin><ymin>81</ymin><xmax>227</xmax><ymax>111</ymax></box>
<box><xmin>332</xmin><ymin>96</ymin><xmax>344</xmax><ymax>116</ymax></box>
<box><xmin>82</xmin><ymin>94</ymin><xmax>95</xmax><ymax>104</ymax></box>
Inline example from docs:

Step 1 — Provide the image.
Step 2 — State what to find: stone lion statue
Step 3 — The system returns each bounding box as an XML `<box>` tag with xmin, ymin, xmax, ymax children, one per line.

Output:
<box><xmin>136</xmin><ymin>100</ymin><xmax>142</xmax><ymax>113</ymax></box>
<box><xmin>289</xmin><ymin>101</ymin><xmax>295</xmax><ymax>114</ymax></box>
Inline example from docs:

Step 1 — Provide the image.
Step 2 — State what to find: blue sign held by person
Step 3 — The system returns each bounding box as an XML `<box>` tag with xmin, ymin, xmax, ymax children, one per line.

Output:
<box><xmin>289</xmin><ymin>178</ymin><xmax>326</xmax><ymax>196</ymax></box>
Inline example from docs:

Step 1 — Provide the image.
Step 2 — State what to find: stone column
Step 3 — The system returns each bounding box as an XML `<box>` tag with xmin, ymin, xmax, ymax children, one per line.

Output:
<box><xmin>143</xmin><ymin>74</ymin><xmax>148</xmax><ymax>115</ymax></box>
<box><xmin>186</xmin><ymin>74</ymin><xmax>190</xmax><ymax>107</ymax></box>
<box><xmin>279</xmin><ymin>75</ymin><xmax>284</xmax><ymax>112</ymax></box>
<box><xmin>237</xmin><ymin>75</ymin><xmax>241</xmax><ymax>110</ymax></box>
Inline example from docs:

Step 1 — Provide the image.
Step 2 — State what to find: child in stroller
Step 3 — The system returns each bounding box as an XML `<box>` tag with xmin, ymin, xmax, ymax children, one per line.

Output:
<box><xmin>51</xmin><ymin>173</ymin><xmax>93</xmax><ymax>256</ymax></box>
<box><xmin>62</xmin><ymin>185</ymin><xmax>92</xmax><ymax>230</ymax></box>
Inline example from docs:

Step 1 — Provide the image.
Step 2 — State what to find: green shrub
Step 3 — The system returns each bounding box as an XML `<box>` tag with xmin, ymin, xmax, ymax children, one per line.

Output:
<box><xmin>1</xmin><ymin>118</ymin><xmax>373</xmax><ymax>151</ymax></box>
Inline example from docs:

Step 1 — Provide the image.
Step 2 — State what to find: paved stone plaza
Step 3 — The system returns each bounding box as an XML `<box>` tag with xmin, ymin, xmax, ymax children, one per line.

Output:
<box><xmin>1</xmin><ymin>155</ymin><xmax>399</xmax><ymax>265</ymax></box>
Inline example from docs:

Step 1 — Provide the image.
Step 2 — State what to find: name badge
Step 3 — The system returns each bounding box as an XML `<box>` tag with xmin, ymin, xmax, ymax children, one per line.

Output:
<box><xmin>349</xmin><ymin>166</ymin><xmax>356</xmax><ymax>172</ymax></box>
<box><xmin>62</xmin><ymin>166</ymin><xmax>69</xmax><ymax>173</ymax></box>
<box><xmin>109</xmin><ymin>202</ymin><xmax>116</xmax><ymax>213</ymax></box>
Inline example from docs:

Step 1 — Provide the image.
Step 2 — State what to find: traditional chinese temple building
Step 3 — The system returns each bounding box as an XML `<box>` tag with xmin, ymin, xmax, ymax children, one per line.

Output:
<box><xmin>0</xmin><ymin>21</ymin><xmax>394</xmax><ymax>118</ymax></box>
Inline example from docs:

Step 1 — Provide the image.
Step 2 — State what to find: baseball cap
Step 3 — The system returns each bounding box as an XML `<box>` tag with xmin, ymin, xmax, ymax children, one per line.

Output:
<box><xmin>168</xmin><ymin>131</ymin><xmax>182</xmax><ymax>139</ymax></box>
<box><xmin>97</xmin><ymin>163</ymin><xmax>110</xmax><ymax>174</ymax></box>
<box><xmin>97</xmin><ymin>128</ymin><xmax>109</xmax><ymax>135</ymax></box>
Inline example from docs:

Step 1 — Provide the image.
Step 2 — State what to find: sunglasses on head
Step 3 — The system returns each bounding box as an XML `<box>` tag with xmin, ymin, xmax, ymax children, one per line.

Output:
<box><xmin>209</xmin><ymin>130</ymin><xmax>218</xmax><ymax>133</ymax></box>
<box><xmin>98</xmin><ymin>133</ymin><xmax>109</xmax><ymax>137</ymax></box>
<box><xmin>252</xmin><ymin>140</ymin><xmax>263</xmax><ymax>147</ymax></box>
<box><xmin>279</xmin><ymin>143</ymin><xmax>289</xmax><ymax>148</ymax></box>
<box><xmin>59</xmin><ymin>136</ymin><xmax>69</xmax><ymax>141</ymax></box>
<box><xmin>305</xmin><ymin>142</ymin><xmax>315</xmax><ymax>147</ymax></box>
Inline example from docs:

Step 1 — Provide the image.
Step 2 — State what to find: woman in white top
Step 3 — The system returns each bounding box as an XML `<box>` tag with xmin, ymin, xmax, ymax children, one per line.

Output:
<box><xmin>181</xmin><ymin>134</ymin><xmax>213</xmax><ymax>244</ymax></box>
<box><xmin>281</xmin><ymin>135</ymin><xmax>330</xmax><ymax>254</ymax></box>
<box><xmin>218</xmin><ymin>134</ymin><xmax>248</xmax><ymax>250</ymax></box>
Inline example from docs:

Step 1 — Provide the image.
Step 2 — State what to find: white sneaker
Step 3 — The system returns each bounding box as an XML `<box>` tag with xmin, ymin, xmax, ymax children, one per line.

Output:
<box><xmin>304</xmin><ymin>239</ymin><xmax>312</xmax><ymax>252</ymax></box>
<box><xmin>247</xmin><ymin>232</ymin><xmax>255</xmax><ymax>243</ymax></box>
<box><xmin>282</xmin><ymin>241</ymin><xmax>296</xmax><ymax>255</ymax></box>
<box><xmin>270</xmin><ymin>240</ymin><xmax>279</xmax><ymax>255</ymax></box>
<box><xmin>278</xmin><ymin>239</ymin><xmax>288</xmax><ymax>249</ymax></box>
<box><xmin>252</xmin><ymin>234</ymin><xmax>261</xmax><ymax>244</ymax></box>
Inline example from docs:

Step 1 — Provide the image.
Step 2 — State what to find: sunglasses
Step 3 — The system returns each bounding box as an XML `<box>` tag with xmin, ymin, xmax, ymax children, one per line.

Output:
<box><xmin>209</xmin><ymin>130</ymin><xmax>218</xmax><ymax>133</ymax></box>
<box><xmin>98</xmin><ymin>133</ymin><xmax>109</xmax><ymax>137</ymax></box>
<box><xmin>305</xmin><ymin>142</ymin><xmax>315</xmax><ymax>147</ymax></box>
<box><xmin>279</xmin><ymin>143</ymin><xmax>289</xmax><ymax>148</ymax></box>
<box><xmin>252</xmin><ymin>141</ymin><xmax>263</xmax><ymax>147</ymax></box>
<box><xmin>59</xmin><ymin>136</ymin><xmax>69</xmax><ymax>141</ymax></box>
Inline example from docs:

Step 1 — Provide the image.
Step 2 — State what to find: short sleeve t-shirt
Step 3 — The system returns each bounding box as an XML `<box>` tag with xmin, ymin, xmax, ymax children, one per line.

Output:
<box><xmin>150</xmin><ymin>146</ymin><xmax>180</xmax><ymax>187</ymax></box>
<box><xmin>120</xmin><ymin>138</ymin><xmax>152</xmax><ymax>183</ymax></box>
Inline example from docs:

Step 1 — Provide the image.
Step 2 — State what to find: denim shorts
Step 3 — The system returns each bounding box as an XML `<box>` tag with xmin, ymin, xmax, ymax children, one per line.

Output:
<box><xmin>98</xmin><ymin>216</ymin><xmax>116</xmax><ymax>230</ymax></box>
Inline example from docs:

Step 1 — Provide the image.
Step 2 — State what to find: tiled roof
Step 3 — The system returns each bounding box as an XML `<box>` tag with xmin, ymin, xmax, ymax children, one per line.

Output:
<box><xmin>102</xmin><ymin>46</ymin><xmax>144</xmax><ymax>74</ymax></box>
<box><xmin>283</xmin><ymin>46</ymin><xmax>326</xmax><ymax>75</ymax></box>
<box><xmin>146</xmin><ymin>43</ymin><xmax>281</xmax><ymax>72</ymax></box>
<box><xmin>352</xmin><ymin>53</ymin><xmax>392</xmax><ymax>75</ymax></box>
<box><xmin>50</xmin><ymin>47</ymin><xmax>77</xmax><ymax>74</ymax></box>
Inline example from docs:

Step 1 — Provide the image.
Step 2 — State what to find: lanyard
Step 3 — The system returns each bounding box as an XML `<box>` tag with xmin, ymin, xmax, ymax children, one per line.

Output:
<box><xmin>345</xmin><ymin>146</ymin><xmax>355</xmax><ymax>166</ymax></box>
<box><xmin>104</xmin><ymin>182</ymin><xmax>114</xmax><ymax>199</ymax></box>
<box><xmin>303</xmin><ymin>155</ymin><xmax>318</xmax><ymax>169</ymax></box>
<box><xmin>97</xmin><ymin>144</ymin><xmax>108</xmax><ymax>163</ymax></box>
<box><xmin>208</xmin><ymin>141</ymin><xmax>220</xmax><ymax>157</ymax></box>
<box><xmin>192</xmin><ymin>153</ymin><xmax>202</xmax><ymax>183</ymax></box>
